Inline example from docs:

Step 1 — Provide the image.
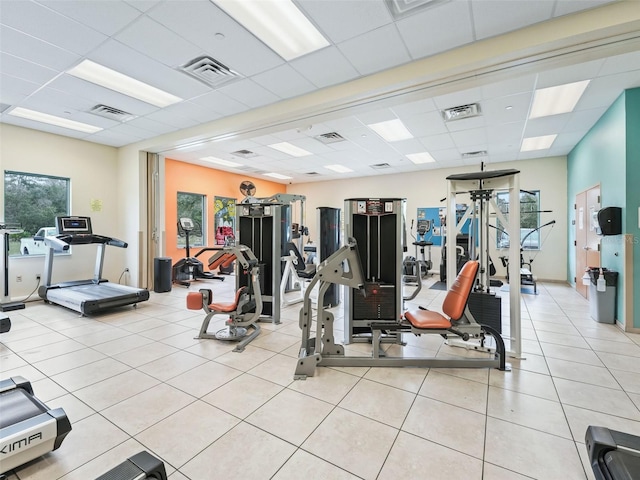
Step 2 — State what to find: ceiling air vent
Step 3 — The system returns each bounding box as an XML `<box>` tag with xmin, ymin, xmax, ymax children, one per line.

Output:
<box><xmin>179</xmin><ymin>56</ymin><xmax>242</xmax><ymax>88</ymax></box>
<box><xmin>315</xmin><ymin>132</ymin><xmax>345</xmax><ymax>145</ymax></box>
<box><xmin>442</xmin><ymin>103</ymin><xmax>481</xmax><ymax>122</ymax></box>
<box><xmin>232</xmin><ymin>149</ymin><xmax>258</xmax><ymax>159</ymax></box>
<box><xmin>370</xmin><ymin>163</ymin><xmax>392</xmax><ymax>170</ymax></box>
<box><xmin>0</xmin><ymin>103</ymin><xmax>11</xmax><ymax>114</ymax></box>
<box><xmin>90</xmin><ymin>104</ymin><xmax>136</xmax><ymax>122</ymax></box>
<box><xmin>462</xmin><ymin>150</ymin><xmax>488</xmax><ymax>158</ymax></box>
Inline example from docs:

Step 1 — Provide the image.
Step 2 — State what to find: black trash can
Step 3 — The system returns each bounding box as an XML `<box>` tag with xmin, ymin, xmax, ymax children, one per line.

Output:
<box><xmin>154</xmin><ymin>257</ymin><xmax>172</xmax><ymax>293</ymax></box>
<box><xmin>588</xmin><ymin>268</ymin><xmax>618</xmax><ymax>324</ymax></box>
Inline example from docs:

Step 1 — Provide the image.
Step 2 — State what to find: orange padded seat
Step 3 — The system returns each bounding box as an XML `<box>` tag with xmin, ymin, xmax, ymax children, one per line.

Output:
<box><xmin>186</xmin><ymin>286</ymin><xmax>246</xmax><ymax>313</ymax></box>
<box><xmin>405</xmin><ymin>261</ymin><xmax>478</xmax><ymax>330</ymax></box>
<box><xmin>209</xmin><ymin>253</ymin><xmax>236</xmax><ymax>270</ymax></box>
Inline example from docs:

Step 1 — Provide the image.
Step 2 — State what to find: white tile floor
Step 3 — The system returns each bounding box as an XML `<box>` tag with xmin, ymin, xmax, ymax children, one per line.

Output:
<box><xmin>1</xmin><ymin>274</ymin><xmax>638</xmax><ymax>479</ymax></box>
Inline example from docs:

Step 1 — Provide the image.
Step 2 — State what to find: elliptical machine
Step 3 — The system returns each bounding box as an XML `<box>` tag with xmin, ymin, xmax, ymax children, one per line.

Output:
<box><xmin>172</xmin><ymin>218</ymin><xmax>223</xmax><ymax>287</ymax></box>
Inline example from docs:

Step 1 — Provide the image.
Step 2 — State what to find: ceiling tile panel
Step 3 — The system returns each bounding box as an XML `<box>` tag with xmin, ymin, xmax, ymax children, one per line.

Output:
<box><xmin>481</xmin><ymin>92</ymin><xmax>532</xmax><ymax>124</ymax></box>
<box><xmin>190</xmin><ymin>91</ymin><xmax>249</xmax><ymax>117</ymax></box>
<box><xmin>0</xmin><ymin>73</ymin><xmax>41</xmax><ymax>99</ymax></box>
<box><xmin>148</xmin><ymin>0</ymin><xmax>283</xmax><ymax>76</ymax></box>
<box><xmin>123</xmin><ymin>116</ymin><xmax>177</xmax><ymax>136</ymax></box>
<box><xmin>38</xmin><ymin>0</ymin><xmax>143</xmax><ymax>36</ymax></box>
<box><xmin>433</xmin><ymin>86</ymin><xmax>482</xmax><ymax>111</ymax></box>
<box><xmin>0</xmin><ymin>0</ymin><xmax>107</xmax><ymax>55</ymax></box>
<box><xmin>535</xmin><ymin>58</ymin><xmax>605</xmax><ymax>89</ymax></box>
<box><xmin>388</xmin><ymin>138</ymin><xmax>426</xmax><ymax>154</ymax></box>
<box><xmin>290</xmin><ymin>47</ymin><xmax>360</xmax><ymax>89</ymax></box>
<box><xmin>472</xmin><ymin>1</ymin><xmax>554</xmax><ymax>40</ymax></box>
<box><xmin>297</xmin><ymin>0</ymin><xmax>392</xmax><ymax>43</ymax></box>
<box><xmin>417</xmin><ymin>132</ymin><xmax>455</xmax><ymax>151</ymax></box>
<box><xmin>0</xmin><ymin>26</ymin><xmax>81</xmax><ymax>71</ymax></box>
<box><xmin>402</xmin><ymin>111</ymin><xmax>448</xmax><ymax>136</ymax></box>
<box><xmin>396</xmin><ymin>1</ymin><xmax>474</xmax><ymax>60</ymax></box>
<box><xmin>85</xmin><ymin>129</ymin><xmax>146</xmax><ymax>146</ymax></box>
<box><xmin>562</xmin><ymin>107</ymin><xmax>608</xmax><ymax>133</ymax></box>
<box><xmin>481</xmin><ymin>75</ymin><xmax>536</xmax><ymax>100</ymax></box>
<box><xmin>486</xmin><ymin>121</ymin><xmax>525</xmax><ymax>145</ymax></box>
<box><xmin>115</xmin><ymin>16</ymin><xmax>203</xmax><ymax>67</ymax></box>
<box><xmin>598</xmin><ymin>50</ymin><xmax>640</xmax><ymax>76</ymax></box>
<box><xmin>217</xmin><ymin>79</ymin><xmax>280</xmax><ymax>109</ymax></box>
<box><xmin>392</xmin><ymin>98</ymin><xmax>438</xmax><ymax>117</ymax></box>
<box><xmin>22</xmin><ymin>86</ymin><xmax>98</xmax><ymax>113</ymax></box>
<box><xmin>553</xmin><ymin>0</ymin><xmax>615</xmax><ymax>17</ymax></box>
<box><xmin>445</xmin><ymin>114</ymin><xmax>486</xmax><ymax>133</ymax></box>
<box><xmin>338</xmin><ymin>24</ymin><xmax>411</xmax><ymax>76</ymax></box>
<box><xmin>0</xmin><ymin>53</ymin><xmax>60</xmax><ymax>85</ymax></box>
<box><xmin>355</xmin><ymin>108</ymin><xmax>396</xmax><ymax>125</ymax></box>
<box><xmin>576</xmin><ymin>71</ymin><xmax>640</xmax><ymax>110</ymax></box>
<box><xmin>251</xmin><ymin>65</ymin><xmax>317</xmax><ymax>99</ymax></box>
<box><xmin>125</xmin><ymin>1</ymin><xmax>163</xmax><ymax>13</ymax></box>
<box><xmin>450</xmin><ymin>127</ymin><xmax>487</xmax><ymax>148</ymax></box>
<box><xmin>523</xmin><ymin>114</ymin><xmax>570</xmax><ymax>137</ymax></box>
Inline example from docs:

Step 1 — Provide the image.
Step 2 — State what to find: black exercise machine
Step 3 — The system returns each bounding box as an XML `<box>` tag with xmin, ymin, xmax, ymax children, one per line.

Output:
<box><xmin>172</xmin><ymin>217</ymin><xmax>224</xmax><ymax>287</ymax></box>
<box><xmin>586</xmin><ymin>425</ymin><xmax>640</xmax><ymax>480</ymax></box>
<box><xmin>0</xmin><ymin>313</ymin><xmax>10</xmax><ymax>334</ymax></box>
<box><xmin>0</xmin><ymin>376</ymin><xmax>71</xmax><ymax>476</ymax></box>
<box><xmin>96</xmin><ymin>451</ymin><xmax>167</xmax><ymax>480</ymax></box>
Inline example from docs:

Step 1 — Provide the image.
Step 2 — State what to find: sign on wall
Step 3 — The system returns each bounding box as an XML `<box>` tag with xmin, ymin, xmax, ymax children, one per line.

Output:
<box><xmin>214</xmin><ymin>197</ymin><xmax>236</xmax><ymax>245</ymax></box>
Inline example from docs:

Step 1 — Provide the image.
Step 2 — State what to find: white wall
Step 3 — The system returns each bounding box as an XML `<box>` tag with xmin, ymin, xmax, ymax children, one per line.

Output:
<box><xmin>287</xmin><ymin>156</ymin><xmax>568</xmax><ymax>281</ymax></box>
<box><xmin>0</xmin><ymin>124</ymin><xmax>122</xmax><ymax>300</ymax></box>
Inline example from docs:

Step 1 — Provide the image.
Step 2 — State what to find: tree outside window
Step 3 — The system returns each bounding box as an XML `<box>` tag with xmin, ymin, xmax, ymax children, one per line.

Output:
<box><xmin>177</xmin><ymin>192</ymin><xmax>205</xmax><ymax>248</ymax></box>
<box><xmin>4</xmin><ymin>171</ymin><xmax>70</xmax><ymax>256</ymax></box>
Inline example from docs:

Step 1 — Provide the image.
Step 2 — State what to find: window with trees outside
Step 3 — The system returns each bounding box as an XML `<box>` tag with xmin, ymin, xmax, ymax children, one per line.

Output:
<box><xmin>177</xmin><ymin>192</ymin><xmax>206</xmax><ymax>248</ymax></box>
<box><xmin>495</xmin><ymin>190</ymin><xmax>540</xmax><ymax>250</ymax></box>
<box><xmin>4</xmin><ymin>171</ymin><xmax>70</xmax><ymax>256</ymax></box>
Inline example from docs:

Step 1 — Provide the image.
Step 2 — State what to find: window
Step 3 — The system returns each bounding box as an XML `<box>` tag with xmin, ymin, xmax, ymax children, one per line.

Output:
<box><xmin>177</xmin><ymin>192</ymin><xmax>205</xmax><ymax>248</ymax></box>
<box><xmin>495</xmin><ymin>190</ymin><xmax>540</xmax><ymax>250</ymax></box>
<box><xmin>4</xmin><ymin>171</ymin><xmax>70</xmax><ymax>256</ymax></box>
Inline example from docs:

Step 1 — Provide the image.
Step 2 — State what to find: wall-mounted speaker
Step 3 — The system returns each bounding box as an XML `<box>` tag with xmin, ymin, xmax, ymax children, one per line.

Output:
<box><xmin>597</xmin><ymin>206</ymin><xmax>622</xmax><ymax>236</ymax></box>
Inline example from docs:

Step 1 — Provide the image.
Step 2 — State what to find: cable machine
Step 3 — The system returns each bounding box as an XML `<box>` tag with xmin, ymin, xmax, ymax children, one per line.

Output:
<box><xmin>237</xmin><ymin>188</ymin><xmax>306</xmax><ymax>325</ymax></box>
<box><xmin>343</xmin><ymin>198</ymin><xmax>405</xmax><ymax>344</ymax></box>
<box><xmin>445</xmin><ymin>169</ymin><xmax>522</xmax><ymax>357</ymax></box>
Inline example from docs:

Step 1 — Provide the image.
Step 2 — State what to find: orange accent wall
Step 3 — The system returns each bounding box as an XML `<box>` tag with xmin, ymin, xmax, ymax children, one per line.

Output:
<box><xmin>165</xmin><ymin>158</ymin><xmax>284</xmax><ymax>268</ymax></box>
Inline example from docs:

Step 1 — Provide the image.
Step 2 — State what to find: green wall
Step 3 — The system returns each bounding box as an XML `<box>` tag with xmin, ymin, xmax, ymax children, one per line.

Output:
<box><xmin>568</xmin><ymin>87</ymin><xmax>640</xmax><ymax>327</ymax></box>
<box><xmin>625</xmin><ymin>88</ymin><xmax>640</xmax><ymax>327</ymax></box>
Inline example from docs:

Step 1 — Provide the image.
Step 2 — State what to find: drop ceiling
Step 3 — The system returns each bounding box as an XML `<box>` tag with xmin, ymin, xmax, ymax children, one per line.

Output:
<box><xmin>1</xmin><ymin>0</ymin><xmax>640</xmax><ymax>183</ymax></box>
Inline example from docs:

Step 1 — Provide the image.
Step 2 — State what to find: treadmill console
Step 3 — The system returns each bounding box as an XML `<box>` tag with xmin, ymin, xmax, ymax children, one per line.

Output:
<box><xmin>179</xmin><ymin>217</ymin><xmax>195</xmax><ymax>231</ymax></box>
<box><xmin>56</xmin><ymin>216</ymin><xmax>92</xmax><ymax>235</ymax></box>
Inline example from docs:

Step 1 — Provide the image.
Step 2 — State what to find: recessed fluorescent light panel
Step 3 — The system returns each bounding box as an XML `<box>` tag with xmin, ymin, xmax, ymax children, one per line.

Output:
<box><xmin>529</xmin><ymin>80</ymin><xmax>590</xmax><ymax>119</ymax></box>
<box><xmin>200</xmin><ymin>156</ymin><xmax>243</xmax><ymax>167</ymax></box>
<box><xmin>406</xmin><ymin>152</ymin><xmax>436</xmax><ymax>164</ymax></box>
<box><xmin>8</xmin><ymin>107</ymin><xmax>102</xmax><ymax>133</ymax></box>
<box><xmin>367</xmin><ymin>119</ymin><xmax>413</xmax><ymax>142</ymax></box>
<box><xmin>264</xmin><ymin>172</ymin><xmax>293</xmax><ymax>180</ymax></box>
<box><xmin>213</xmin><ymin>0</ymin><xmax>329</xmax><ymax>60</ymax></box>
<box><xmin>521</xmin><ymin>134</ymin><xmax>557</xmax><ymax>151</ymax></box>
<box><xmin>325</xmin><ymin>164</ymin><xmax>353</xmax><ymax>173</ymax></box>
<box><xmin>268</xmin><ymin>142</ymin><xmax>312</xmax><ymax>157</ymax></box>
<box><xmin>68</xmin><ymin>60</ymin><xmax>182</xmax><ymax>108</ymax></box>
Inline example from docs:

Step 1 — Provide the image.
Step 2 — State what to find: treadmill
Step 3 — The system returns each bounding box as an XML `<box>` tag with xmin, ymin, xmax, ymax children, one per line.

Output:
<box><xmin>38</xmin><ymin>216</ymin><xmax>149</xmax><ymax>315</ymax></box>
<box><xmin>586</xmin><ymin>425</ymin><xmax>640</xmax><ymax>480</ymax></box>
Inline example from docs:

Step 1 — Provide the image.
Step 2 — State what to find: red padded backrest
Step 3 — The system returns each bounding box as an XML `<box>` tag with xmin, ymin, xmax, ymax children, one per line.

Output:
<box><xmin>442</xmin><ymin>261</ymin><xmax>478</xmax><ymax>321</ymax></box>
<box><xmin>209</xmin><ymin>252</ymin><xmax>234</xmax><ymax>270</ymax></box>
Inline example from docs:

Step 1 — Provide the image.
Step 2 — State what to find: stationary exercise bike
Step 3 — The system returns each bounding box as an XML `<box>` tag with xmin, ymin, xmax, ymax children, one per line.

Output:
<box><xmin>172</xmin><ymin>218</ymin><xmax>223</xmax><ymax>287</ymax></box>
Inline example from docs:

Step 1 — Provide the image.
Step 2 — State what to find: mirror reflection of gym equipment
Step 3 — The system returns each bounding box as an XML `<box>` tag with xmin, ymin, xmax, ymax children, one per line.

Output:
<box><xmin>237</xmin><ymin>189</ymin><xmax>307</xmax><ymax>325</ymax></box>
<box><xmin>172</xmin><ymin>217</ymin><xmax>224</xmax><ymax>287</ymax></box>
<box><xmin>402</xmin><ymin>217</ymin><xmax>434</xmax><ymax>301</ymax></box>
